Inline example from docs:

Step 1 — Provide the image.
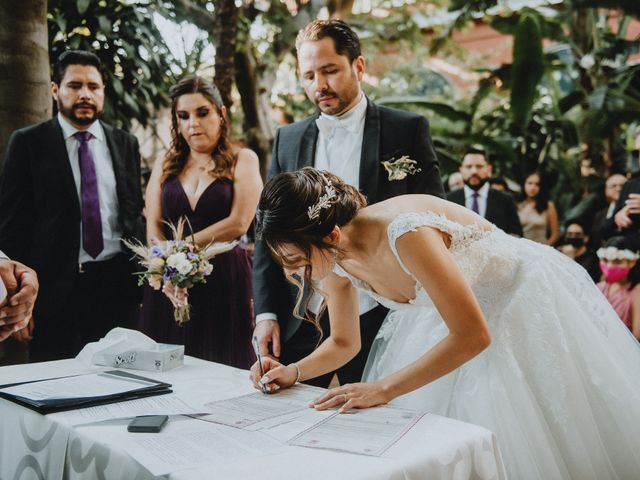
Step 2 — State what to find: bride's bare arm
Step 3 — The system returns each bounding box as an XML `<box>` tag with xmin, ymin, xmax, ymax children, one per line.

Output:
<box><xmin>294</xmin><ymin>273</ymin><xmax>362</xmax><ymax>380</ymax></box>
<box><xmin>249</xmin><ymin>272</ymin><xmax>361</xmax><ymax>389</ymax></box>
<box><xmin>313</xmin><ymin>226</ymin><xmax>491</xmax><ymax>412</ymax></box>
<box><xmin>380</xmin><ymin>227</ymin><xmax>491</xmax><ymax>395</ymax></box>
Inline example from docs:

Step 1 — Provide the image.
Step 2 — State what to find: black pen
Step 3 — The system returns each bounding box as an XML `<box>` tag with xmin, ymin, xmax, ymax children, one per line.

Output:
<box><xmin>253</xmin><ymin>335</ymin><xmax>268</xmax><ymax>394</ymax></box>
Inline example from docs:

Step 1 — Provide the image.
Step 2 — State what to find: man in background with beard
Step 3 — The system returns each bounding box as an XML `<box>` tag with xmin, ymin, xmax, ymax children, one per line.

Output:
<box><xmin>0</xmin><ymin>50</ymin><xmax>144</xmax><ymax>362</ymax></box>
<box><xmin>447</xmin><ymin>148</ymin><xmax>522</xmax><ymax>236</ymax></box>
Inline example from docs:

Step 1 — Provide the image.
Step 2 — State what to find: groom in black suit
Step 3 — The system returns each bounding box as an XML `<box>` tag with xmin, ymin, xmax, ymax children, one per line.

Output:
<box><xmin>253</xmin><ymin>20</ymin><xmax>444</xmax><ymax>387</ymax></box>
<box><xmin>447</xmin><ymin>149</ymin><xmax>522</xmax><ymax>236</ymax></box>
<box><xmin>0</xmin><ymin>50</ymin><xmax>144</xmax><ymax>362</ymax></box>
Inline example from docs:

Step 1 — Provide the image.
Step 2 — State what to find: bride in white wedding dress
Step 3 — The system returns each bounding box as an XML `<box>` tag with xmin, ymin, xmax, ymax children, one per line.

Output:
<box><xmin>250</xmin><ymin>167</ymin><xmax>640</xmax><ymax>479</ymax></box>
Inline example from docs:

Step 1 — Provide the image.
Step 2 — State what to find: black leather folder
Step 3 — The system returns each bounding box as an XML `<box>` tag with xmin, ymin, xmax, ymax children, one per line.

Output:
<box><xmin>0</xmin><ymin>370</ymin><xmax>172</xmax><ymax>414</ymax></box>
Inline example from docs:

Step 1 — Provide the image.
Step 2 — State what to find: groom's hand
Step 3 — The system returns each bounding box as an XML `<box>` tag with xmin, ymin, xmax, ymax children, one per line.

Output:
<box><xmin>253</xmin><ymin>320</ymin><xmax>281</xmax><ymax>358</ymax></box>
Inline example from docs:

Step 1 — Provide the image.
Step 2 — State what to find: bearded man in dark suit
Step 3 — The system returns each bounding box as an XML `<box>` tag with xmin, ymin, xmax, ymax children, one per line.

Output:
<box><xmin>0</xmin><ymin>50</ymin><xmax>144</xmax><ymax>362</ymax></box>
<box><xmin>447</xmin><ymin>149</ymin><xmax>522</xmax><ymax>236</ymax></box>
<box><xmin>252</xmin><ymin>20</ymin><xmax>445</xmax><ymax>387</ymax></box>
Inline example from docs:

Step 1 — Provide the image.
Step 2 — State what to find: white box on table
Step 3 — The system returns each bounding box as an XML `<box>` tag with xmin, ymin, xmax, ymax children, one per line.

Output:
<box><xmin>94</xmin><ymin>343</ymin><xmax>184</xmax><ymax>372</ymax></box>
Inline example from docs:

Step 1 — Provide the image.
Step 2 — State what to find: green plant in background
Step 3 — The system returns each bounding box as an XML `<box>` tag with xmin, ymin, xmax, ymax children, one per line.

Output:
<box><xmin>48</xmin><ymin>0</ymin><xmax>176</xmax><ymax>130</ymax></box>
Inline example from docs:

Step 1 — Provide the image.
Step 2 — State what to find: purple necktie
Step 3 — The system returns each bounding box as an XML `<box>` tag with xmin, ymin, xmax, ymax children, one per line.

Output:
<box><xmin>471</xmin><ymin>192</ymin><xmax>480</xmax><ymax>214</ymax></box>
<box><xmin>75</xmin><ymin>131</ymin><xmax>103</xmax><ymax>259</ymax></box>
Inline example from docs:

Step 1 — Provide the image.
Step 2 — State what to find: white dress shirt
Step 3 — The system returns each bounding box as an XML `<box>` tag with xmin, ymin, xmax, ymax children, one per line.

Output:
<box><xmin>256</xmin><ymin>94</ymin><xmax>378</xmax><ymax>323</ymax></box>
<box><xmin>58</xmin><ymin>113</ymin><xmax>123</xmax><ymax>263</ymax></box>
<box><xmin>314</xmin><ymin>94</ymin><xmax>367</xmax><ymax>188</ymax></box>
<box><xmin>463</xmin><ymin>182</ymin><xmax>490</xmax><ymax>218</ymax></box>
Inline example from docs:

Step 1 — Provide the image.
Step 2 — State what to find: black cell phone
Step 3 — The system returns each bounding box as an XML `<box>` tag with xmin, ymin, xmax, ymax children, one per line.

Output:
<box><xmin>127</xmin><ymin>415</ymin><xmax>168</xmax><ymax>433</ymax></box>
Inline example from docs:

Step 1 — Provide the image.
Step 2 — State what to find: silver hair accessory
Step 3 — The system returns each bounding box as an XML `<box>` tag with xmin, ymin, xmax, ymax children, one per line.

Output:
<box><xmin>596</xmin><ymin>247</ymin><xmax>639</xmax><ymax>261</ymax></box>
<box><xmin>307</xmin><ymin>176</ymin><xmax>337</xmax><ymax>220</ymax></box>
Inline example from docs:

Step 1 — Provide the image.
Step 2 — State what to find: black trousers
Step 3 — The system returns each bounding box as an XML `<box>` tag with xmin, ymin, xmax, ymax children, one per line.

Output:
<box><xmin>280</xmin><ymin>305</ymin><xmax>388</xmax><ymax>388</ymax></box>
<box><xmin>29</xmin><ymin>253</ymin><xmax>141</xmax><ymax>362</ymax></box>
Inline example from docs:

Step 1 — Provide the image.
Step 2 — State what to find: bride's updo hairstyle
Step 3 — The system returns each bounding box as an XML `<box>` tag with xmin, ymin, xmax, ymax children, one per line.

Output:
<box><xmin>256</xmin><ymin>167</ymin><xmax>366</xmax><ymax>327</ymax></box>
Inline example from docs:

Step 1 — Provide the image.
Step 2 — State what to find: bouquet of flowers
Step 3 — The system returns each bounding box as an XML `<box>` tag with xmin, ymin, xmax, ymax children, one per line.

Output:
<box><xmin>125</xmin><ymin>218</ymin><xmax>237</xmax><ymax>325</ymax></box>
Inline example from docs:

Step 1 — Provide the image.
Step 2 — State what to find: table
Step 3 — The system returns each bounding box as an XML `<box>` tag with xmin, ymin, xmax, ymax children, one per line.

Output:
<box><xmin>0</xmin><ymin>356</ymin><xmax>507</xmax><ymax>480</ymax></box>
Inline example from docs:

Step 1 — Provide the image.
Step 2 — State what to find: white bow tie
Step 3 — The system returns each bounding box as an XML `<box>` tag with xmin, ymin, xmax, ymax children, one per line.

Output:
<box><xmin>315</xmin><ymin>114</ymin><xmax>359</xmax><ymax>139</ymax></box>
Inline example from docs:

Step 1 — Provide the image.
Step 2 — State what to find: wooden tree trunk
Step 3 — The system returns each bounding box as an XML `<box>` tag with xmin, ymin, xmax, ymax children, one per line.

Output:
<box><xmin>235</xmin><ymin>48</ymin><xmax>276</xmax><ymax>179</ymax></box>
<box><xmin>0</xmin><ymin>0</ymin><xmax>50</xmax><ymax>170</ymax></box>
<box><xmin>212</xmin><ymin>0</ymin><xmax>238</xmax><ymax>110</ymax></box>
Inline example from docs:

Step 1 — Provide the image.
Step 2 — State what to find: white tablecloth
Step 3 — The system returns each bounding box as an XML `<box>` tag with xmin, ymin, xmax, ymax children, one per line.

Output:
<box><xmin>0</xmin><ymin>356</ymin><xmax>507</xmax><ymax>480</ymax></box>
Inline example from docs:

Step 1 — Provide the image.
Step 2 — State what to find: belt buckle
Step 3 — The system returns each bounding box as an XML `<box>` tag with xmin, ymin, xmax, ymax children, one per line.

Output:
<box><xmin>79</xmin><ymin>262</ymin><xmax>85</xmax><ymax>273</ymax></box>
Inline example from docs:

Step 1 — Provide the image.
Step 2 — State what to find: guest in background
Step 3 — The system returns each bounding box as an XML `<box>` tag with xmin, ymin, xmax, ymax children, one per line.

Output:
<box><xmin>0</xmin><ymin>50</ymin><xmax>144</xmax><ymax>362</ymax></box>
<box><xmin>517</xmin><ymin>171</ymin><xmax>559</xmax><ymax>245</ymax></box>
<box><xmin>447</xmin><ymin>172</ymin><xmax>463</xmax><ymax>192</ymax></box>
<box><xmin>596</xmin><ymin>236</ymin><xmax>640</xmax><ymax>340</ymax></box>
<box><xmin>589</xmin><ymin>173</ymin><xmax>627</xmax><ymax>249</ymax></box>
<box><xmin>557</xmin><ymin>219</ymin><xmax>601</xmax><ymax>282</ymax></box>
<box><xmin>447</xmin><ymin>149</ymin><xmax>522</xmax><ymax>236</ymax></box>
<box><xmin>563</xmin><ymin>153</ymin><xmax>606</xmax><ymax>232</ymax></box>
<box><xmin>488</xmin><ymin>176</ymin><xmax>509</xmax><ymax>193</ymax></box>
<box><xmin>140</xmin><ymin>75</ymin><xmax>262</xmax><ymax>368</ymax></box>
<box><xmin>600</xmin><ymin>176</ymin><xmax>640</xmax><ymax>251</ymax></box>
<box><xmin>0</xmin><ymin>252</ymin><xmax>38</xmax><ymax>344</ymax></box>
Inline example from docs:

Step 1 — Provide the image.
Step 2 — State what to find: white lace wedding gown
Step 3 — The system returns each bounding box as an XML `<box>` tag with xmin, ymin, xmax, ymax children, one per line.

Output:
<box><xmin>334</xmin><ymin>212</ymin><xmax>640</xmax><ymax>480</ymax></box>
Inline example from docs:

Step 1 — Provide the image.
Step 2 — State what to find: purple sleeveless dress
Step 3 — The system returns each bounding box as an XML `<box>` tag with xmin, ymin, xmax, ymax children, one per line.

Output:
<box><xmin>139</xmin><ymin>176</ymin><xmax>256</xmax><ymax>369</ymax></box>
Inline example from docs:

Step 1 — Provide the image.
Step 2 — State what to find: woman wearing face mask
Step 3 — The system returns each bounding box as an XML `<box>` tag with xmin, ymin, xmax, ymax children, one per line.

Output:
<box><xmin>596</xmin><ymin>236</ymin><xmax>640</xmax><ymax>340</ymax></box>
<box><xmin>139</xmin><ymin>75</ymin><xmax>263</xmax><ymax>367</ymax></box>
<box><xmin>557</xmin><ymin>219</ymin><xmax>601</xmax><ymax>282</ymax></box>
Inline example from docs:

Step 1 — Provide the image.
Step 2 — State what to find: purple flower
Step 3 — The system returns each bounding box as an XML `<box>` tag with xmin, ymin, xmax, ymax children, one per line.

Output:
<box><xmin>150</xmin><ymin>245</ymin><xmax>164</xmax><ymax>257</ymax></box>
<box><xmin>187</xmin><ymin>252</ymin><xmax>198</xmax><ymax>260</ymax></box>
<box><xmin>163</xmin><ymin>266</ymin><xmax>178</xmax><ymax>281</ymax></box>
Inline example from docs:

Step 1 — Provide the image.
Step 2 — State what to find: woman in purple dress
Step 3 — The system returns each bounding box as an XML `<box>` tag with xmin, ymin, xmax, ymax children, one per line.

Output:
<box><xmin>140</xmin><ymin>75</ymin><xmax>262</xmax><ymax>368</ymax></box>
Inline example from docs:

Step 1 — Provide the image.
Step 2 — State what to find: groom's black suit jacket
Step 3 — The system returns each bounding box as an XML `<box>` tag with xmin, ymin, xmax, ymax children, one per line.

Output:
<box><xmin>253</xmin><ymin>98</ymin><xmax>445</xmax><ymax>343</ymax></box>
<box><xmin>0</xmin><ymin>117</ymin><xmax>144</xmax><ymax>317</ymax></box>
<box><xmin>447</xmin><ymin>188</ymin><xmax>523</xmax><ymax>237</ymax></box>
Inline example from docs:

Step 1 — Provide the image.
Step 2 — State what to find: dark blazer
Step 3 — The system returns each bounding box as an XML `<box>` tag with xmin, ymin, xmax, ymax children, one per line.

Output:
<box><xmin>0</xmin><ymin>117</ymin><xmax>144</xmax><ymax>314</ymax></box>
<box><xmin>600</xmin><ymin>177</ymin><xmax>640</xmax><ymax>250</ymax></box>
<box><xmin>253</xmin><ymin>98</ymin><xmax>445</xmax><ymax>340</ymax></box>
<box><xmin>447</xmin><ymin>187</ymin><xmax>523</xmax><ymax>236</ymax></box>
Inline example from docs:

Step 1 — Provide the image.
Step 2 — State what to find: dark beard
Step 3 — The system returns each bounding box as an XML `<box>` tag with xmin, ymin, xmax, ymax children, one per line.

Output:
<box><xmin>58</xmin><ymin>101</ymin><xmax>101</xmax><ymax>126</ymax></box>
<box><xmin>464</xmin><ymin>177</ymin><xmax>488</xmax><ymax>191</ymax></box>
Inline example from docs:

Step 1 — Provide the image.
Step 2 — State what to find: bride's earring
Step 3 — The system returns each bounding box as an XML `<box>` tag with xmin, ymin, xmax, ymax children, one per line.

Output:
<box><xmin>331</xmin><ymin>250</ymin><xmax>338</xmax><ymax>270</ymax></box>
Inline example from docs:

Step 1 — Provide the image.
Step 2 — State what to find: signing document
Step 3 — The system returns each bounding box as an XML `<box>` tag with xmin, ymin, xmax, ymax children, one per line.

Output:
<box><xmin>289</xmin><ymin>405</ymin><xmax>426</xmax><ymax>456</ymax></box>
<box><xmin>50</xmin><ymin>393</ymin><xmax>209</xmax><ymax>426</ymax></box>
<box><xmin>198</xmin><ymin>383</ymin><xmax>325</xmax><ymax>428</ymax></box>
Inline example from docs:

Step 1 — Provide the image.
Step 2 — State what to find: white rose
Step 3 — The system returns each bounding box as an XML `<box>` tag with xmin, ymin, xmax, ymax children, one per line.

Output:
<box><xmin>176</xmin><ymin>259</ymin><xmax>194</xmax><ymax>275</ymax></box>
<box><xmin>166</xmin><ymin>252</ymin><xmax>187</xmax><ymax>268</ymax></box>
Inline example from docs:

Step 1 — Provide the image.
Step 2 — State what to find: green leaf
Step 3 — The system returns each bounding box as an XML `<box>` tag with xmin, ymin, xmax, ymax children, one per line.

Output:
<box><xmin>98</xmin><ymin>16</ymin><xmax>112</xmax><ymax>33</ymax></box>
<box><xmin>77</xmin><ymin>0</ymin><xmax>91</xmax><ymax>15</ymax></box>
<box><xmin>375</xmin><ymin>96</ymin><xmax>472</xmax><ymax>124</ymax></box>
<box><xmin>558</xmin><ymin>90</ymin><xmax>584</xmax><ymax>114</ymax></box>
<box><xmin>510</xmin><ymin>13</ymin><xmax>545</xmax><ymax>129</ymax></box>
